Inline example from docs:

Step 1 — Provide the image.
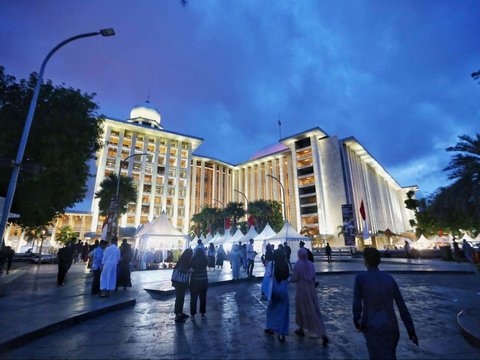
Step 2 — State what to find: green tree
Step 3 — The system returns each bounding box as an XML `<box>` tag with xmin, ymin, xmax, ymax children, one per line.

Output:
<box><xmin>190</xmin><ymin>206</ymin><xmax>223</xmax><ymax>236</ymax></box>
<box><xmin>56</xmin><ymin>225</ymin><xmax>76</xmax><ymax>245</ymax></box>
<box><xmin>0</xmin><ymin>67</ymin><xmax>103</xmax><ymax>228</ymax></box>
<box><xmin>94</xmin><ymin>174</ymin><xmax>137</xmax><ymax>216</ymax></box>
<box><xmin>223</xmin><ymin>202</ymin><xmax>246</xmax><ymax>230</ymax></box>
<box><xmin>247</xmin><ymin>199</ymin><xmax>284</xmax><ymax>232</ymax></box>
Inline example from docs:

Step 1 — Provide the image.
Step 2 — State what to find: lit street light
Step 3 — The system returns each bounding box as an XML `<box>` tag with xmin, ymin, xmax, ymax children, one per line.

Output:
<box><xmin>233</xmin><ymin>189</ymin><xmax>249</xmax><ymax>222</ymax></box>
<box><xmin>266</xmin><ymin>174</ymin><xmax>287</xmax><ymax>221</ymax></box>
<box><xmin>0</xmin><ymin>29</ymin><xmax>115</xmax><ymax>247</ymax></box>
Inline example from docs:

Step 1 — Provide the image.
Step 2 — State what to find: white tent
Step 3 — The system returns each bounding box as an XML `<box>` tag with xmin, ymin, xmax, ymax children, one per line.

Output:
<box><xmin>211</xmin><ymin>232</ymin><xmax>223</xmax><ymax>245</ymax></box>
<box><xmin>205</xmin><ymin>232</ymin><xmax>213</xmax><ymax>244</ymax></box>
<box><xmin>134</xmin><ymin>212</ymin><xmax>189</xmax><ymax>254</ymax></box>
<box><xmin>189</xmin><ymin>235</ymin><xmax>199</xmax><ymax>248</ymax></box>
<box><xmin>254</xmin><ymin>223</ymin><xmax>277</xmax><ymax>254</ymax></box>
<box><xmin>413</xmin><ymin>234</ymin><xmax>434</xmax><ymax>249</ymax></box>
<box><xmin>223</xmin><ymin>228</ymin><xmax>245</xmax><ymax>251</ymax></box>
<box><xmin>268</xmin><ymin>221</ymin><xmax>310</xmax><ymax>262</ymax></box>
<box><xmin>461</xmin><ymin>234</ymin><xmax>474</xmax><ymax>243</ymax></box>
<box><xmin>238</xmin><ymin>226</ymin><xmax>259</xmax><ymax>244</ymax></box>
<box><xmin>475</xmin><ymin>233</ymin><xmax>480</xmax><ymax>242</ymax></box>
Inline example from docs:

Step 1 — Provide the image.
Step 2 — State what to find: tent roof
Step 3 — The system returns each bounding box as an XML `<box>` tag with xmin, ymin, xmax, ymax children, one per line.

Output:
<box><xmin>135</xmin><ymin>212</ymin><xmax>186</xmax><ymax>238</ymax></box>
<box><xmin>238</xmin><ymin>226</ymin><xmax>259</xmax><ymax>244</ymax></box>
<box><xmin>224</xmin><ymin>228</ymin><xmax>245</xmax><ymax>243</ymax></box>
<box><xmin>268</xmin><ymin>221</ymin><xmax>308</xmax><ymax>241</ymax></box>
<box><xmin>254</xmin><ymin>223</ymin><xmax>277</xmax><ymax>241</ymax></box>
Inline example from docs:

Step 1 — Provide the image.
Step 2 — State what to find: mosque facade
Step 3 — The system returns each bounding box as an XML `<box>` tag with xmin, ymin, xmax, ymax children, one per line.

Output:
<box><xmin>89</xmin><ymin>102</ymin><xmax>416</xmax><ymax>246</ymax></box>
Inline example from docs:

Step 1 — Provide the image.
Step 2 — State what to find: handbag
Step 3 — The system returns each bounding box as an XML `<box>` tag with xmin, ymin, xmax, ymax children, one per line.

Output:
<box><xmin>171</xmin><ymin>268</ymin><xmax>190</xmax><ymax>284</ymax></box>
<box><xmin>260</xmin><ymin>261</ymin><xmax>274</xmax><ymax>302</ymax></box>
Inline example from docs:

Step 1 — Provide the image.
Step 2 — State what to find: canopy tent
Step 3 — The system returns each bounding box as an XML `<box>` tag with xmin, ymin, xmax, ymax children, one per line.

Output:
<box><xmin>254</xmin><ymin>223</ymin><xmax>277</xmax><ymax>254</ymax></box>
<box><xmin>237</xmin><ymin>226</ymin><xmax>259</xmax><ymax>245</ymax></box>
<box><xmin>268</xmin><ymin>221</ymin><xmax>310</xmax><ymax>262</ymax></box>
<box><xmin>205</xmin><ymin>232</ymin><xmax>213</xmax><ymax>244</ymax></box>
<box><xmin>134</xmin><ymin>212</ymin><xmax>189</xmax><ymax>256</ymax></box>
<box><xmin>211</xmin><ymin>232</ymin><xmax>223</xmax><ymax>245</ymax></box>
<box><xmin>475</xmin><ymin>233</ymin><xmax>480</xmax><ymax>242</ymax></box>
<box><xmin>413</xmin><ymin>234</ymin><xmax>435</xmax><ymax>249</ymax></box>
<box><xmin>200</xmin><ymin>234</ymin><xmax>207</xmax><ymax>243</ymax></box>
<box><xmin>189</xmin><ymin>235</ymin><xmax>199</xmax><ymax>248</ymax></box>
<box><xmin>431</xmin><ymin>235</ymin><xmax>452</xmax><ymax>247</ymax></box>
<box><xmin>223</xmin><ymin>228</ymin><xmax>245</xmax><ymax>251</ymax></box>
<box><xmin>461</xmin><ymin>234</ymin><xmax>474</xmax><ymax>242</ymax></box>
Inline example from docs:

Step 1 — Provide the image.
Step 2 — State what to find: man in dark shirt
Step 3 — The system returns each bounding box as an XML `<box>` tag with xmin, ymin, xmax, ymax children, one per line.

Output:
<box><xmin>353</xmin><ymin>247</ymin><xmax>418</xmax><ymax>359</ymax></box>
<box><xmin>299</xmin><ymin>241</ymin><xmax>314</xmax><ymax>263</ymax></box>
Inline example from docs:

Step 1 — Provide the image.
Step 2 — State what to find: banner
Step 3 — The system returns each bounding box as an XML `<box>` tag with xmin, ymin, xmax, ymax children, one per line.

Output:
<box><xmin>341</xmin><ymin>204</ymin><xmax>355</xmax><ymax>246</ymax></box>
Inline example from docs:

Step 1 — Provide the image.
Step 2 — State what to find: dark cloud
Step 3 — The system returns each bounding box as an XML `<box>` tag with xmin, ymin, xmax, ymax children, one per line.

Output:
<box><xmin>1</xmin><ymin>0</ymin><xmax>479</xmax><ymax>196</ymax></box>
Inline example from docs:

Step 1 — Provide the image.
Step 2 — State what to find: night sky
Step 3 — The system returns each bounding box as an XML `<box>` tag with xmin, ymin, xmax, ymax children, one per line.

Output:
<box><xmin>1</xmin><ymin>1</ymin><xmax>479</xmax><ymax>204</ymax></box>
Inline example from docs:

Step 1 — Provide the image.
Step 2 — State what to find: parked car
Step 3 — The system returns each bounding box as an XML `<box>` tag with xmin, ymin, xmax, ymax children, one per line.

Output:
<box><xmin>31</xmin><ymin>254</ymin><xmax>58</xmax><ymax>264</ymax></box>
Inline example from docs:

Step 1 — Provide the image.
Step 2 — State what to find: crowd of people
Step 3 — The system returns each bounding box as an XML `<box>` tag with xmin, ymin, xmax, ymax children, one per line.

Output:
<box><xmin>56</xmin><ymin>236</ymin><xmax>133</xmax><ymax>297</ymax></box>
<box><xmin>170</xmin><ymin>239</ymin><xmax>418</xmax><ymax>359</ymax></box>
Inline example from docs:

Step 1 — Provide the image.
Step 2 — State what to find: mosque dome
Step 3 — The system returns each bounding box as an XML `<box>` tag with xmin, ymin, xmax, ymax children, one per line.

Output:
<box><xmin>250</xmin><ymin>143</ymin><xmax>289</xmax><ymax>160</ymax></box>
<box><xmin>129</xmin><ymin>101</ymin><xmax>161</xmax><ymax>128</ymax></box>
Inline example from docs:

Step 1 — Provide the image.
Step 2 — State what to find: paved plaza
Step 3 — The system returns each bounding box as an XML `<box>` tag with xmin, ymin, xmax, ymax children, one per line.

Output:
<box><xmin>0</xmin><ymin>259</ymin><xmax>479</xmax><ymax>359</ymax></box>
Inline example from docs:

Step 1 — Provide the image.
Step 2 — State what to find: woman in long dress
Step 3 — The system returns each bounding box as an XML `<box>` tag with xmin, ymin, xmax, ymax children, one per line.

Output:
<box><xmin>265</xmin><ymin>248</ymin><xmax>290</xmax><ymax>342</ymax></box>
<box><xmin>207</xmin><ymin>243</ymin><xmax>216</xmax><ymax>270</ymax></box>
<box><xmin>291</xmin><ymin>248</ymin><xmax>328</xmax><ymax>345</ymax></box>
<box><xmin>230</xmin><ymin>244</ymin><xmax>241</xmax><ymax>280</ymax></box>
<box><xmin>216</xmin><ymin>244</ymin><xmax>225</xmax><ymax>269</ymax></box>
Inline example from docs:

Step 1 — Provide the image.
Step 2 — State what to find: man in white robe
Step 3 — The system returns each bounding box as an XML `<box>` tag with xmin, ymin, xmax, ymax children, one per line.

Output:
<box><xmin>100</xmin><ymin>236</ymin><xmax>121</xmax><ymax>297</ymax></box>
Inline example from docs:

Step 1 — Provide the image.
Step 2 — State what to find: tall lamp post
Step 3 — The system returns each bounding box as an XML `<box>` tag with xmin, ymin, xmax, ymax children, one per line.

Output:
<box><xmin>107</xmin><ymin>152</ymin><xmax>150</xmax><ymax>241</ymax></box>
<box><xmin>0</xmin><ymin>28</ymin><xmax>116</xmax><ymax>247</ymax></box>
<box><xmin>233</xmin><ymin>189</ymin><xmax>249</xmax><ymax>222</ymax></box>
<box><xmin>267</xmin><ymin>174</ymin><xmax>287</xmax><ymax>221</ymax></box>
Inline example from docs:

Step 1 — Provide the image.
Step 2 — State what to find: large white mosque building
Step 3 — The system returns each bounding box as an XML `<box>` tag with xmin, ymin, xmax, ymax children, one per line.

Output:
<box><xmin>3</xmin><ymin>101</ymin><xmax>416</xmax><ymax>250</ymax></box>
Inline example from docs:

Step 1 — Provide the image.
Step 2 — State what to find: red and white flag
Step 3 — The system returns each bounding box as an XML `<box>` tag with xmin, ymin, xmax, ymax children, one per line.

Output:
<box><xmin>224</xmin><ymin>217</ymin><xmax>231</xmax><ymax>230</ymax></box>
<box><xmin>247</xmin><ymin>215</ymin><xmax>255</xmax><ymax>229</ymax></box>
<box><xmin>359</xmin><ymin>200</ymin><xmax>366</xmax><ymax>221</ymax></box>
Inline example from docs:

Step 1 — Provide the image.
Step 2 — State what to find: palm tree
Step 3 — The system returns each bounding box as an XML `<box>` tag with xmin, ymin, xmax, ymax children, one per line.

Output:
<box><xmin>248</xmin><ymin>200</ymin><xmax>284</xmax><ymax>232</ymax></box>
<box><xmin>94</xmin><ymin>174</ymin><xmax>137</xmax><ymax>216</ymax></box>
<box><xmin>224</xmin><ymin>202</ymin><xmax>245</xmax><ymax>230</ymax></box>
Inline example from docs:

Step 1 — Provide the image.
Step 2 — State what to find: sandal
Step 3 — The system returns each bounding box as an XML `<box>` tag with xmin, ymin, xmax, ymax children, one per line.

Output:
<box><xmin>295</xmin><ymin>329</ymin><xmax>305</xmax><ymax>336</ymax></box>
<box><xmin>264</xmin><ymin>328</ymin><xmax>274</xmax><ymax>335</ymax></box>
<box><xmin>278</xmin><ymin>335</ymin><xmax>286</xmax><ymax>342</ymax></box>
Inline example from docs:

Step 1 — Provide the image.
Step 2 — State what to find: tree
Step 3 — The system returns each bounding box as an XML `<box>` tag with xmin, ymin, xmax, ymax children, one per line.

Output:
<box><xmin>190</xmin><ymin>206</ymin><xmax>223</xmax><ymax>236</ymax></box>
<box><xmin>56</xmin><ymin>225</ymin><xmax>76</xmax><ymax>245</ymax></box>
<box><xmin>0</xmin><ymin>67</ymin><xmax>103</xmax><ymax>228</ymax></box>
<box><xmin>247</xmin><ymin>199</ymin><xmax>284</xmax><ymax>232</ymax></box>
<box><xmin>94</xmin><ymin>174</ymin><xmax>137</xmax><ymax>216</ymax></box>
<box><xmin>223</xmin><ymin>202</ymin><xmax>246</xmax><ymax>230</ymax></box>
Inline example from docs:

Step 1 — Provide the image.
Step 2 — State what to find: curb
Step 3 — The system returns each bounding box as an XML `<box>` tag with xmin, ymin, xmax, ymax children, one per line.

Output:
<box><xmin>0</xmin><ymin>298</ymin><xmax>136</xmax><ymax>354</ymax></box>
<box><xmin>457</xmin><ymin>307</ymin><xmax>480</xmax><ymax>348</ymax></box>
<box><xmin>145</xmin><ymin>269</ymin><xmax>475</xmax><ymax>298</ymax></box>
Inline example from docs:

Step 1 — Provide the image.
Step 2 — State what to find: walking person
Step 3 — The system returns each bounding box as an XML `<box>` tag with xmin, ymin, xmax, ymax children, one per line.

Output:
<box><xmin>325</xmin><ymin>242</ymin><xmax>333</xmax><ymax>263</ymax></box>
<box><xmin>216</xmin><ymin>244</ymin><xmax>225</xmax><ymax>269</ymax></box>
<box><xmin>207</xmin><ymin>243</ymin><xmax>216</xmax><ymax>271</ymax></box>
<box><xmin>230</xmin><ymin>244</ymin><xmax>242</xmax><ymax>280</ymax></box>
<box><xmin>291</xmin><ymin>248</ymin><xmax>328</xmax><ymax>345</ymax></box>
<box><xmin>100</xmin><ymin>236</ymin><xmax>121</xmax><ymax>297</ymax></box>
<box><xmin>300</xmin><ymin>241</ymin><xmax>315</xmax><ymax>262</ymax></box>
<box><xmin>172</xmin><ymin>248</ymin><xmax>193</xmax><ymax>322</ymax></box>
<box><xmin>90</xmin><ymin>240</ymin><xmax>106</xmax><ymax>295</ymax></box>
<box><xmin>283</xmin><ymin>242</ymin><xmax>292</xmax><ymax>271</ymax></box>
<box><xmin>117</xmin><ymin>239</ymin><xmax>133</xmax><ymax>289</ymax></box>
<box><xmin>264</xmin><ymin>248</ymin><xmax>290</xmax><ymax>342</ymax></box>
<box><xmin>353</xmin><ymin>247</ymin><xmax>418</xmax><ymax>359</ymax></box>
<box><xmin>189</xmin><ymin>247</ymin><xmax>209</xmax><ymax>320</ymax></box>
<box><xmin>247</xmin><ymin>238</ymin><xmax>257</xmax><ymax>277</ymax></box>
<box><xmin>56</xmin><ymin>242</ymin><xmax>75</xmax><ymax>286</ymax></box>
<box><xmin>5</xmin><ymin>246</ymin><xmax>14</xmax><ymax>275</ymax></box>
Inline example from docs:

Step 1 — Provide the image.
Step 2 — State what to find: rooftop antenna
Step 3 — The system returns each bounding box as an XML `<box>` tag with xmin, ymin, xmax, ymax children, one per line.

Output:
<box><xmin>146</xmin><ymin>90</ymin><xmax>150</xmax><ymax>103</ymax></box>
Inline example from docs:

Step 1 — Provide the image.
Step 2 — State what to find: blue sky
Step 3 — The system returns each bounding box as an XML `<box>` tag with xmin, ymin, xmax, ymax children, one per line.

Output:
<box><xmin>1</xmin><ymin>0</ymin><xmax>479</xmax><ymax>201</ymax></box>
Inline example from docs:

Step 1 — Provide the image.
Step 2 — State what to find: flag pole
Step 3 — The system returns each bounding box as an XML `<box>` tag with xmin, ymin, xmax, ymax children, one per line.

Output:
<box><xmin>278</xmin><ymin>115</ymin><xmax>282</xmax><ymax>140</ymax></box>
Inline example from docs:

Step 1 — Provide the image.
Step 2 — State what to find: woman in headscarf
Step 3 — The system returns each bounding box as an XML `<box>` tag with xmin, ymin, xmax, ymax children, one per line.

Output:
<box><xmin>216</xmin><ymin>244</ymin><xmax>226</xmax><ymax>269</ymax></box>
<box><xmin>207</xmin><ymin>243</ymin><xmax>216</xmax><ymax>270</ymax></box>
<box><xmin>264</xmin><ymin>248</ymin><xmax>290</xmax><ymax>342</ymax></box>
<box><xmin>291</xmin><ymin>248</ymin><xmax>328</xmax><ymax>345</ymax></box>
<box><xmin>230</xmin><ymin>244</ymin><xmax>242</xmax><ymax>280</ymax></box>
<box><xmin>172</xmin><ymin>248</ymin><xmax>193</xmax><ymax>322</ymax></box>
<box><xmin>189</xmin><ymin>247</ymin><xmax>209</xmax><ymax>320</ymax></box>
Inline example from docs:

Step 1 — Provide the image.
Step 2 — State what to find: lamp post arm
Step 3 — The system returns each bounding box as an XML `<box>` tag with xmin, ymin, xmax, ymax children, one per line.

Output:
<box><xmin>0</xmin><ymin>30</ymin><xmax>110</xmax><ymax>247</ymax></box>
<box><xmin>267</xmin><ymin>174</ymin><xmax>287</xmax><ymax>221</ymax></box>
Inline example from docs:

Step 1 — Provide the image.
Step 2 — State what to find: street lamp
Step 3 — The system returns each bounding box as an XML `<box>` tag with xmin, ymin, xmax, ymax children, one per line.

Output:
<box><xmin>266</xmin><ymin>174</ymin><xmax>287</xmax><ymax>221</ymax></box>
<box><xmin>107</xmin><ymin>152</ymin><xmax>151</xmax><ymax>241</ymax></box>
<box><xmin>0</xmin><ymin>28</ymin><xmax>116</xmax><ymax>247</ymax></box>
<box><xmin>212</xmin><ymin>199</ymin><xmax>224</xmax><ymax>208</ymax></box>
